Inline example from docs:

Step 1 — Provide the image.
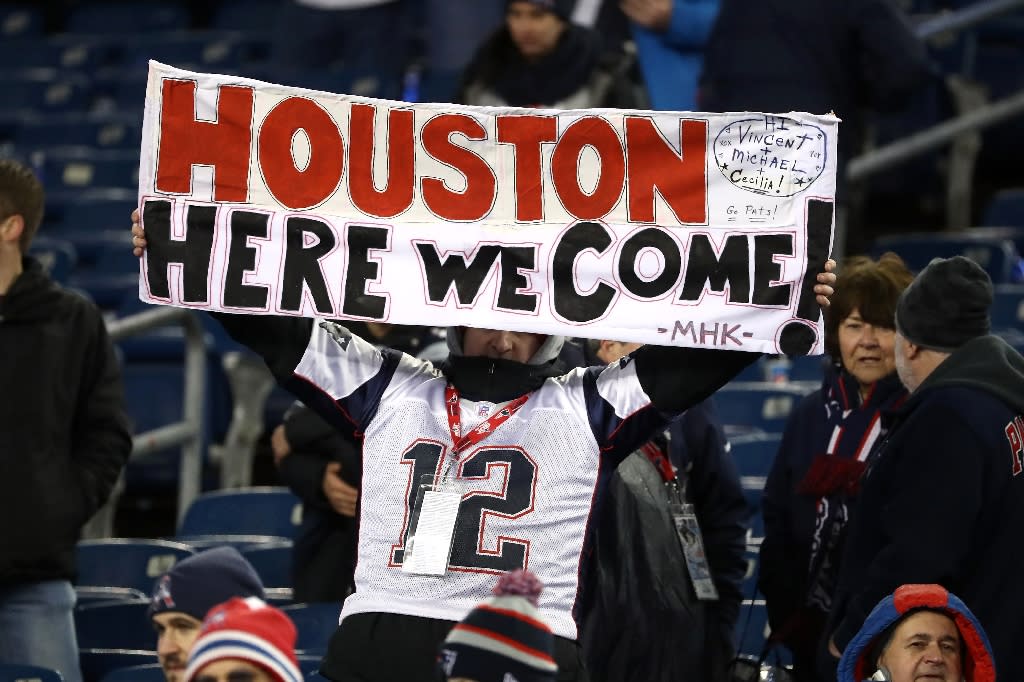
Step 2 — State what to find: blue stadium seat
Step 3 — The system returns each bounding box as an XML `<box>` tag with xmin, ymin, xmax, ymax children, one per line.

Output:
<box><xmin>75</xmin><ymin>600</ymin><xmax>154</xmax><ymax>651</ymax></box>
<box><xmin>13</xmin><ymin>114</ymin><xmax>141</xmax><ymax>152</ymax></box>
<box><xmin>76</xmin><ymin>586</ymin><xmax>149</xmax><ymax>607</ymax></box>
<box><xmin>76</xmin><ymin>539</ymin><xmax>196</xmax><ymax>594</ymax></box>
<box><xmin>0</xmin><ymin>4</ymin><xmax>43</xmax><ymax>39</ymax></box>
<box><xmin>992</xmin><ymin>284</ymin><xmax>1024</xmax><ymax>331</ymax></box>
<box><xmin>729</xmin><ymin>432</ymin><xmax>783</xmax><ymax>483</ymax></box>
<box><xmin>730</xmin><ymin>432</ymin><xmax>782</xmax><ymax>529</ymax></box>
<box><xmin>716</xmin><ymin>383</ymin><xmax>811</xmax><ymax>434</ymax></box>
<box><xmin>0</xmin><ymin>664</ymin><xmax>63</xmax><ymax>681</ymax></box>
<box><xmin>100</xmin><ymin>663</ymin><xmax>165</xmax><ymax>682</ymax></box>
<box><xmin>120</xmin><ymin>31</ymin><xmax>250</xmax><ymax>75</ymax></box>
<box><xmin>79</xmin><ymin>650</ymin><xmax>158</xmax><ymax>682</ymax></box>
<box><xmin>66</xmin><ymin>2</ymin><xmax>190</xmax><ymax>35</ymax></box>
<box><xmin>298</xmin><ymin>654</ymin><xmax>327</xmax><ymax>679</ymax></box>
<box><xmin>38</xmin><ymin>148</ymin><xmax>140</xmax><ymax>191</ymax></box>
<box><xmin>209</xmin><ymin>0</ymin><xmax>282</xmax><ymax>34</ymax></box>
<box><xmin>175</xmin><ymin>534</ymin><xmax>292</xmax><ymax>551</ymax></box>
<box><xmin>264</xmin><ymin>587</ymin><xmax>295</xmax><ymax>606</ymax></box>
<box><xmin>0</xmin><ymin>35</ymin><xmax>120</xmax><ymax>72</ymax></box>
<box><xmin>280</xmin><ymin>602</ymin><xmax>343</xmax><ymax>655</ymax></box>
<box><xmin>68</xmin><ymin>245</ymin><xmax>142</xmax><ymax>310</ymax></box>
<box><xmin>241</xmin><ymin>541</ymin><xmax>294</xmax><ymax>589</ymax></box>
<box><xmin>788</xmin><ymin>354</ymin><xmax>828</xmax><ymax>383</ymax></box>
<box><xmin>870</xmin><ymin>232</ymin><xmax>1021</xmax><ymax>283</ymax></box>
<box><xmin>44</xmin><ymin>187</ymin><xmax>136</xmax><ymax>230</ymax></box>
<box><xmin>734</xmin><ymin>599</ymin><xmax>771</xmax><ymax>658</ymax></box>
<box><xmin>178</xmin><ymin>487</ymin><xmax>302</xmax><ymax>539</ymax></box>
<box><xmin>981</xmin><ymin>187</ymin><xmax>1024</xmax><ymax>229</ymax></box>
<box><xmin>28</xmin><ymin>236</ymin><xmax>77</xmax><ymax>284</ymax></box>
<box><xmin>0</xmin><ymin>69</ymin><xmax>93</xmax><ymax>115</ymax></box>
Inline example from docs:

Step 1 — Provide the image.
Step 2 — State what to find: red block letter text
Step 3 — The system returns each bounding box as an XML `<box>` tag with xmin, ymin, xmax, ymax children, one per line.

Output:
<box><xmin>156</xmin><ymin>79</ymin><xmax>254</xmax><ymax>203</ymax></box>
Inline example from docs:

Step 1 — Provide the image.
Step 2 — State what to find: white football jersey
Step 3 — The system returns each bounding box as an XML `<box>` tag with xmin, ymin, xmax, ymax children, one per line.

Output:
<box><xmin>288</xmin><ymin>321</ymin><xmax>669</xmax><ymax>640</ymax></box>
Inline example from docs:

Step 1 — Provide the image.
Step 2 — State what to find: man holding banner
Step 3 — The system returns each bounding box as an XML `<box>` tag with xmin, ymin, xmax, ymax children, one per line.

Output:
<box><xmin>131</xmin><ymin>61</ymin><xmax>839</xmax><ymax>681</ymax></box>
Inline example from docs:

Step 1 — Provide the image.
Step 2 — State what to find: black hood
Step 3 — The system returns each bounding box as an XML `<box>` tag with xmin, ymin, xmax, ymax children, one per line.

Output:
<box><xmin>440</xmin><ymin>354</ymin><xmax>567</xmax><ymax>403</ymax></box>
<box><xmin>0</xmin><ymin>257</ymin><xmax>64</xmax><ymax>323</ymax></box>
<box><xmin>908</xmin><ymin>335</ymin><xmax>1024</xmax><ymax>414</ymax></box>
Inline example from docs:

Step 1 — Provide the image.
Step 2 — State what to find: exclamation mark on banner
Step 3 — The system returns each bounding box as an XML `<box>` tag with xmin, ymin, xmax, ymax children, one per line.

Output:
<box><xmin>779</xmin><ymin>199</ymin><xmax>834</xmax><ymax>356</ymax></box>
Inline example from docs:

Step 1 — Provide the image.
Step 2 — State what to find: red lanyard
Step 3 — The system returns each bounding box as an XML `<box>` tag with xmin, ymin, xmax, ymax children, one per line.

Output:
<box><xmin>640</xmin><ymin>440</ymin><xmax>677</xmax><ymax>483</ymax></box>
<box><xmin>445</xmin><ymin>384</ymin><xmax>531</xmax><ymax>457</ymax></box>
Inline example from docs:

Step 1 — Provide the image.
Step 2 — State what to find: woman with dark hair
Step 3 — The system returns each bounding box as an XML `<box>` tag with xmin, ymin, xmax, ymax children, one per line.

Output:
<box><xmin>457</xmin><ymin>0</ymin><xmax>643</xmax><ymax>109</ymax></box>
<box><xmin>758</xmin><ymin>253</ymin><xmax>914</xmax><ymax>681</ymax></box>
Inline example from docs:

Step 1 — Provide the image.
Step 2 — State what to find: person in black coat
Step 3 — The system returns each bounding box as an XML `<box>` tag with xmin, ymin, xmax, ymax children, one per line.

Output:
<box><xmin>825</xmin><ymin>257</ymin><xmax>1024</xmax><ymax>682</ymax></box>
<box><xmin>0</xmin><ymin>159</ymin><xmax>132</xmax><ymax>681</ymax></box>
<box><xmin>458</xmin><ymin>0</ymin><xmax>645</xmax><ymax>109</ymax></box>
<box><xmin>577</xmin><ymin>338</ymin><xmax>747</xmax><ymax>682</ymax></box>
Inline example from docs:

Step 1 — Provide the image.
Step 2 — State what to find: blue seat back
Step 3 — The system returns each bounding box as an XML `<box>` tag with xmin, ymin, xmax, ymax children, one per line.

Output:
<box><xmin>79</xmin><ymin>650</ymin><xmax>158</xmax><ymax>682</ymax></box>
<box><xmin>280</xmin><ymin>602</ymin><xmax>343</xmax><ymax>655</ymax></box>
<box><xmin>179</xmin><ymin>488</ymin><xmax>302</xmax><ymax>539</ymax></box>
<box><xmin>716</xmin><ymin>382</ymin><xmax>810</xmax><ymax>434</ymax></box>
<box><xmin>100</xmin><ymin>663</ymin><xmax>166</xmax><ymax>682</ymax></box>
<box><xmin>66</xmin><ymin>2</ymin><xmax>189</xmax><ymax>34</ymax></box>
<box><xmin>982</xmin><ymin>188</ymin><xmax>1024</xmax><ymax>229</ymax></box>
<box><xmin>0</xmin><ymin>69</ymin><xmax>93</xmax><ymax>115</ymax></box>
<box><xmin>241</xmin><ymin>542</ymin><xmax>294</xmax><ymax>589</ymax></box>
<box><xmin>992</xmin><ymin>284</ymin><xmax>1024</xmax><ymax>332</ymax></box>
<box><xmin>734</xmin><ymin>599</ymin><xmax>771</xmax><ymax>658</ymax></box>
<box><xmin>0</xmin><ymin>663</ymin><xmax>63</xmax><ymax>681</ymax></box>
<box><xmin>0</xmin><ymin>4</ymin><xmax>44</xmax><ymax>39</ymax></box>
<box><xmin>870</xmin><ymin>232</ymin><xmax>1021</xmax><ymax>284</ymax></box>
<box><xmin>76</xmin><ymin>586</ymin><xmax>149</xmax><ymax>607</ymax></box>
<box><xmin>28</xmin><ymin>237</ymin><xmax>77</xmax><ymax>284</ymax></box>
<box><xmin>76</xmin><ymin>539</ymin><xmax>196</xmax><ymax>593</ymax></box>
<box><xmin>75</xmin><ymin>600</ymin><xmax>153</xmax><ymax>650</ymax></box>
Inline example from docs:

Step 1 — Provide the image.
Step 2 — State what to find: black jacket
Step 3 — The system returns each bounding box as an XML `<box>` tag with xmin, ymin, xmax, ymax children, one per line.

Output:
<box><xmin>827</xmin><ymin>335</ymin><xmax>1024</xmax><ymax>682</ymax></box>
<box><xmin>581</xmin><ymin>398</ymin><xmax>747</xmax><ymax>682</ymax></box>
<box><xmin>0</xmin><ymin>257</ymin><xmax>132</xmax><ymax>586</ymax></box>
<box><xmin>458</xmin><ymin>23</ymin><xmax>645</xmax><ymax>110</ymax></box>
<box><xmin>277</xmin><ymin>404</ymin><xmax>361</xmax><ymax>602</ymax></box>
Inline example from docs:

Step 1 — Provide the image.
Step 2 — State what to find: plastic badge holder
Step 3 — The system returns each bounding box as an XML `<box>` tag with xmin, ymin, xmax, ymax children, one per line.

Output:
<box><xmin>402</xmin><ymin>475</ymin><xmax>461</xmax><ymax>576</ymax></box>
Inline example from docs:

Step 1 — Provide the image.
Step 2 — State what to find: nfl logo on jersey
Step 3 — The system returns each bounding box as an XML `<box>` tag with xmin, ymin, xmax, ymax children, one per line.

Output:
<box><xmin>477</xmin><ymin>403</ymin><xmax>492</xmax><ymax>417</ymax></box>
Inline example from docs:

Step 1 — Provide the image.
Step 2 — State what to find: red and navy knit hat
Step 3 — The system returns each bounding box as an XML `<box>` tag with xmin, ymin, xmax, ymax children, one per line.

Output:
<box><xmin>438</xmin><ymin>570</ymin><xmax>558</xmax><ymax>682</ymax></box>
<box><xmin>837</xmin><ymin>584</ymin><xmax>996</xmax><ymax>682</ymax></box>
<box><xmin>184</xmin><ymin>597</ymin><xmax>302</xmax><ymax>682</ymax></box>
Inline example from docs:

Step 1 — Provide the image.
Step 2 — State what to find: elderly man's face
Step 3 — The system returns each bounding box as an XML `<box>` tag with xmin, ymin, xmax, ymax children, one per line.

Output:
<box><xmin>877</xmin><ymin>610</ymin><xmax>962</xmax><ymax>682</ymax></box>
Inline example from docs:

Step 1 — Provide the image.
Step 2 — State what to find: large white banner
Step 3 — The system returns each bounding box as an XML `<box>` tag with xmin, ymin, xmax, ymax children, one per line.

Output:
<box><xmin>138</xmin><ymin>61</ymin><xmax>838</xmax><ymax>355</ymax></box>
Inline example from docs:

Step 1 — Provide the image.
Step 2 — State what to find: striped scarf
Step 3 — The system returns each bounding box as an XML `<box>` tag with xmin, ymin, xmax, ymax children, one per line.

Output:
<box><xmin>801</xmin><ymin>365</ymin><xmax>907</xmax><ymax>612</ymax></box>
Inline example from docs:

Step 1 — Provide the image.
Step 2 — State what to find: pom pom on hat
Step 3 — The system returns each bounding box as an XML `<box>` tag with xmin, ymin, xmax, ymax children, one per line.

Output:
<box><xmin>439</xmin><ymin>570</ymin><xmax>557</xmax><ymax>682</ymax></box>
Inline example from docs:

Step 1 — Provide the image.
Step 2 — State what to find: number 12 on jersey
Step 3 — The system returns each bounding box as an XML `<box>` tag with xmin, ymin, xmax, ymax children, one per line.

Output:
<box><xmin>389</xmin><ymin>440</ymin><xmax>539</xmax><ymax>573</ymax></box>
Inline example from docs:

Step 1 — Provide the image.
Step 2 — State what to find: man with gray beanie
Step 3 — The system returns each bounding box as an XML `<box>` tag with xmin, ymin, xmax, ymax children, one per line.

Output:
<box><xmin>823</xmin><ymin>256</ymin><xmax>1024</xmax><ymax>682</ymax></box>
<box><xmin>148</xmin><ymin>546</ymin><xmax>265</xmax><ymax>682</ymax></box>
